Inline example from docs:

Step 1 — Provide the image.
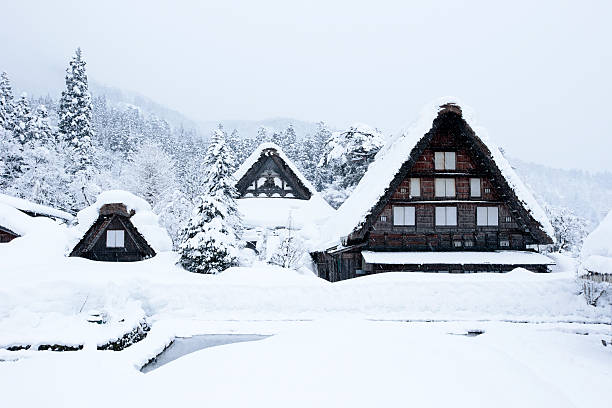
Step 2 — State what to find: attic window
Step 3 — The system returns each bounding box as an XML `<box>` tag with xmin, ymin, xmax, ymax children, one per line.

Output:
<box><xmin>410</xmin><ymin>178</ymin><xmax>420</xmax><ymax>197</ymax></box>
<box><xmin>393</xmin><ymin>206</ymin><xmax>415</xmax><ymax>226</ymax></box>
<box><xmin>505</xmin><ymin>216</ymin><xmax>512</xmax><ymax>223</ymax></box>
<box><xmin>400</xmin><ymin>188</ymin><xmax>407</xmax><ymax>194</ymax></box>
<box><xmin>380</xmin><ymin>215</ymin><xmax>387</xmax><ymax>222</ymax></box>
<box><xmin>434</xmin><ymin>152</ymin><xmax>456</xmax><ymax>170</ymax></box>
<box><xmin>106</xmin><ymin>230</ymin><xmax>125</xmax><ymax>248</ymax></box>
<box><xmin>484</xmin><ymin>187</ymin><xmax>491</xmax><ymax>194</ymax></box>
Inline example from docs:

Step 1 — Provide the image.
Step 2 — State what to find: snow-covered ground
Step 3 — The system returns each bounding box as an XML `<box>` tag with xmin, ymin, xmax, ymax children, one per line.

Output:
<box><xmin>1</xmin><ymin>228</ymin><xmax>611</xmax><ymax>406</ymax></box>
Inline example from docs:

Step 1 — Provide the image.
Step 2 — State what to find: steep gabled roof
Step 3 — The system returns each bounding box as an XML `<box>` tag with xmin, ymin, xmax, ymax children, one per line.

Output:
<box><xmin>69</xmin><ymin>190</ymin><xmax>172</xmax><ymax>253</ymax></box>
<box><xmin>234</xmin><ymin>142</ymin><xmax>316</xmax><ymax>199</ymax></box>
<box><xmin>320</xmin><ymin>97</ymin><xmax>554</xmax><ymax>249</ymax></box>
<box><xmin>0</xmin><ymin>193</ymin><xmax>74</xmax><ymax>222</ymax></box>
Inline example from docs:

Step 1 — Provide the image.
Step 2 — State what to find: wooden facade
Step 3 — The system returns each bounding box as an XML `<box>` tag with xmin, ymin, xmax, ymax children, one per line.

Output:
<box><xmin>0</xmin><ymin>226</ymin><xmax>19</xmax><ymax>243</ymax></box>
<box><xmin>313</xmin><ymin>104</ymin><xmax>554</xmax><ymax>281</ymax></box>
<box><xmin>69</xmin><ymin>203</ymin><xmax>156</xmax><ymax>262</ymax></box>
<box><xmin>235</xmin><ymin>146</ymin><xmax>312</xmax><ymax>200</ymax></box>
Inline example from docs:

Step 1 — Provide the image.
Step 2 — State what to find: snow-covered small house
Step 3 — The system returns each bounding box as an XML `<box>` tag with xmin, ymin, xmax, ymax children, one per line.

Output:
<box><xmin>312</xmin><ymin>100</ymin><xmax>555</xmax><ymax>281</ymax></box>
<box><xmin>0</xmin><ymin>194</ymin><xmax>73</xmax><ymax>243</ymax></box>
<box><xmin>579</xmin><ymin>210</ymin><xmax>612</xmax><ymax>283</ymax></box>
<box><xmin>69</xmin><ymin>191</ymin><xmax>172</xmax><ymax>262</ymax></box>
<box><xmin>0</xmin><ymin>193</ymin><xmax>74</xmax><ymax>223</ymax></box>
<box><xmin>234</xmin><ymin>143</ymin><xmax>334</xmax><ymax>259</ymax></box>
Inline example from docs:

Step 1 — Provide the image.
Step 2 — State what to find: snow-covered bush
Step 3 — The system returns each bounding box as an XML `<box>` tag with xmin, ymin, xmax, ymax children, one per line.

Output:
<box><xmin>545</xmin><ymin>205</ymin><xmax>590</xmax><ymax>255</ymax></box>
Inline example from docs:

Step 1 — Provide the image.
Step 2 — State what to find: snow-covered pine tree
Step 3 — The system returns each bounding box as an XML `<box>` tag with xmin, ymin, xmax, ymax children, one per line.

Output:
<box><xmin>58</xmin><ymin>48</ymin><xmax>97</xmax><ymax>209</ymax></box>
<box><xmin>11</xmin><ymin>93</ymin><xmax>31</xmax><ymax>144</ymax></box>
<box><xmin>178</xmin><ymin>126</ymin><xmax>242</xmax><ymax>274</ymax></box>
<box><xmin>0</xmin><ymin>71</ymin><xmax>15</xmax><ymax>131</ymax></box>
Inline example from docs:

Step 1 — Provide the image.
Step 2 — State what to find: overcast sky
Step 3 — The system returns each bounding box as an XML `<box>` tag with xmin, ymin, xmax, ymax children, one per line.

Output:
<box><xmin>1</xmin><ymin>1</ymin><xmax>611</xmax><ymax>171</ymax></box>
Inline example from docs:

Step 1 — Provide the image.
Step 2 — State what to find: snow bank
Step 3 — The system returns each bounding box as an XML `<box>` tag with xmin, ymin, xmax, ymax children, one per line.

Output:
<box><xmin>361</xmin><ymin>250</ymin><xmax>554</xmax><ymax>265</ymax></box>
<box><xmin>319</xmin><ymin>97</ymin><xmax>554</xmax><ymax>249</ymax></box>
<box><xmin>580</xmin><ymin>210</ymin><xmax>612</xmax><ymax>274</ymax></box>
<box><xmin>70</xmin><ymin>190</ymin><xmax>172</xmax><ymax>253</ymax></box>
<box><xmin>0</xmin><ymin>193</ymin><xmax>74</xmax><ymax>222</ymax></box>
<box><xmin>234</xmin><ymin>142</ymin><xmax>317</xmax><ymax>195</ymax></box>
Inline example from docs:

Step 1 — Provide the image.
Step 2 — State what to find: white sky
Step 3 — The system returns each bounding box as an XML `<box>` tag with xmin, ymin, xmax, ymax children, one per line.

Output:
<box><xmin>1</xmin><ymin>1</ymin><xmax>611</xmax><ymax>171</ymax></box>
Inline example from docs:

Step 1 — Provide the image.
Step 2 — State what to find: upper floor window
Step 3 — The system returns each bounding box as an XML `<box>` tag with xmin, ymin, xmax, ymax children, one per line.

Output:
<box><xmin>106</xmin><ymin>230</ymin><xmax>125</xmax><ymax>248</ymax></box>
<box><xmin>435</xmin><ymin>178</ymin><xmax>455</xmax><ymax>197</ymax></box>
<box><xmin>435</xmin><ymin>206</ymin><xmax>457</xmax><ymax>226</ymax></box>
<box><xmin>393</xmin><ymin>206</ymin><xmax>415</xmax><ymax>226</ymax></box>
<box><xmin>470</xmin><ymin>178</ymin><xmax>481</xmax><ymax>197</ymax></box>
<box><xmin>434</xmin><ymin>151</ymin><xmax>456</xmax><ymax>170</ymax></box>
<box><xmin>410</xmin><ymin>177</ymin><xmax>420</xmax><ymax>197</ymax></box>
<box><xmin>476</xmin><ymin>207</ymin><xmax>499</xmax><ymax>226</ymax></box>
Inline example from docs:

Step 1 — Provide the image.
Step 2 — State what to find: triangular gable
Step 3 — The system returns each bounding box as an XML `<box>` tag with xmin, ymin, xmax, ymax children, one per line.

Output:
<box><xmin>235</xmin><ymin>143</ymin><xmax>313</xmax><ymax>200</ymax></box>
<box><xmin>70</xmin><ymin>205</ymin><xmax>156</xmax><ymax>261</ymax></box>
<box><xmin>326</xmin><ymin>99</ymin><xmax>553</xmax><ymax>248</ymax></box>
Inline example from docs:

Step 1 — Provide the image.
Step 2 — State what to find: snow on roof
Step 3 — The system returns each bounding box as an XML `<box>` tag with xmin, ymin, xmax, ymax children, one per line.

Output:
<box><xmin>234</xmin><ymin>142</ymin><xmax>317</xmax><ymax>195</ymax></box>
<box><xmin>0</xmin><ymin>203</ymin><xmax>41</xmax><ymax>237</ymax></box>
<box><xmin>319</xmin><ymin>97</ymin><xmax>554</xmax><ymax>249</ymax></box>
<box><xmin>580</xmin><ymin>210</ymin><xmax>612</xmax><ymax>275</ymax></box>
<box><xmin>71</xmin><ymin>190</ymin><xmax>172</xmax><ymax>252</ymax></box>
<box><xmin>361</xmin><ymin>250</ymin><xmax>554</xmax><ymax>266</ymax></box>
<box><xmin>0</xmin><ymin>193</ymin><xmax>74</xmax><ymax>222</ymax></box>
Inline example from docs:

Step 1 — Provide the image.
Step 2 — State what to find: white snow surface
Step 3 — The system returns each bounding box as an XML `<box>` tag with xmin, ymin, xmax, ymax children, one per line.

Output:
<box><xmin>234</xmin><ymin>142</ymin><xmax>317</xmax><ymax>195</ymax></box>
<box><xmin>581</xmin><ymin>209</ymin><xmax>612</xmax><ymax>274</ymax></box>
<box><xmin>319</xmin><ymin>97</ymin><xmax>554</xmax><ymax>249</ymax></box>
<box><xmin>69</xmin><ymin>190</ymin><xmax>172</xmax><ymax>253</ymax></box>
<box><xmin>1</xmin><ymin>320</ymin><xmax>611</xmax><ymax>408</ymax></box>
<box><xmin>0</xmin><ymin>193</ymin><xmax>74</xmax><ymax>222</ymax></box>
<box><xmin>361</xmin><ymin>250</ymin><xmax>554</xmax><ymax>265</ymax></box>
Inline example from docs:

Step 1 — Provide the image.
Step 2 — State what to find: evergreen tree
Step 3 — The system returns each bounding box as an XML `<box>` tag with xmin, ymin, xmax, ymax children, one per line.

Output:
<box><xmin>178</xmin><ymin>126</ymin><xmax>242</xmax><ymax>274</ymax></box>
<box><xmin>27</xmin><ymin>105</ymin><xmax>54</xmax><ymax>143</ymax></box>
<box><xmin>0</xmin><ymin>71</ymin><xmax>14</xmax><ymax>131</ymax></box>
<box><xmin>12</xmin><ymin>94</ymin><xmax>31</xmax><ymax>144</ymax></box>
<box><xmin>58</xmin><ymin>48</ymin><xmax>97</xmax><ymax>209</ymax></box>
<box><xmin>59</xmin><ymin>47</ymin><xmax>94</xmax><ymax>174</ymax></box>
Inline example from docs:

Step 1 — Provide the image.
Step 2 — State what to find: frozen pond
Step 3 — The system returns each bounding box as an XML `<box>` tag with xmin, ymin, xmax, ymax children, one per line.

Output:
<box><xmin>141</xmin><ymin>334</ymin><xmax>270</xmax><ymax>373</ymax></box>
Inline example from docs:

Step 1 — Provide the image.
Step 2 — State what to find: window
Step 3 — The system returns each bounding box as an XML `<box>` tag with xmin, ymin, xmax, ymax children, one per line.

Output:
<box><xmin>400</xmin><ymin>187</ymin><xmax>407</xmax><ymax>194</ymax></box>
<box><xmin>464</xmin><ymin>241</ymin><xmax>474</xmax><ymax>247</ymax></box>
<box><xmin>435</xmin><ymin>178</ymin><xmax>455</xmax><ymax>197</ymax></box>
<box><xmin>393</xmin><ymin>206</ymin><xmax>415</xmax><ymax>226</ymax></box>
<box><xmin>434</xmin><ymin>152</ymin><xmax>456</xmax><ymax>170</ymax></box>
<box><xmin>476</xmin><ymin>207</ymin><xmax>499</xmax><ymax>226</ymax></box>
<box><xmin>380</xmin><ymin>215</ymin><xmax>387</xmax><ymax>222</ymax></box>
<box><xmin>484</xmin><ymin>187</ymin><xmax>491</xmax><ymax>194</ymax></box>
<box><xmin>470</xmin><ymin>178</ymin><xmax>481</xmax><ymax>197</ymax></box>
<box><xmin>505</xmin><ymin>216</ymin><xmax>512</xmax><ymax>223</ymax></box>
<box><xmin>500</xmin><ymin>240</ymin><xmax>510</xmax><ymax>247</ymax></box>
<box><xmin>106</xmin><ymin>230</ymin><xmax>125</xmax><ymax>248</ymax></box>
<box><xmin>453</xmin><ymin>241</ymin><xmax>462</xmax><ymax>248</ymax></box>
<box><xmin>435</xmin><ymin>207</ymin><xmax>457</xmax><ymax>226</ymax></box>
<box><xmin>410</xmin><ymin>178</ymin><xmax>420</xmax><ymax>197</ymax></box>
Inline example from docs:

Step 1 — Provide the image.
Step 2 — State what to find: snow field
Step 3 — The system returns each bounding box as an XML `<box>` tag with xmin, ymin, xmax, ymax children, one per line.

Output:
<box><xmin>1</xmin><ymin>320</ymin><xmax>611</xmax><ymax>408</ymax></box>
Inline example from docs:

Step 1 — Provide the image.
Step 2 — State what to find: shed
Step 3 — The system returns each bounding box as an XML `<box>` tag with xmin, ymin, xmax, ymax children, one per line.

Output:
<box><xmin>69</xmin><ymin>191</ymin><xmax>172</xmax><ymax>262</ymax></box>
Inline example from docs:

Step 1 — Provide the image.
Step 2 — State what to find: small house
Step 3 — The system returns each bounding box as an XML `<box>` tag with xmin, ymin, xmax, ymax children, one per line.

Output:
<box><xmin>579</xmin><ymin>210</ymin><xmax>612</xmax><ymax>283</ymax></box>
<box><xmin>69</xmin><ymin>191</ymin><xmax>172</xmax><ymax>262</ymax></box>
<box><xmin>312</xmin><ymin>100</ymin><xmax>555</xmax><ymax>281</ymax></box>
<box><xmin>234</xmin><ymin>143</ymin><xmax>334</xmax><ymax>259</ymax></box>
<box><xmin>0</xmin><ymin>194</ymin><xmax>74</xmax><ymax>244</ymax></box>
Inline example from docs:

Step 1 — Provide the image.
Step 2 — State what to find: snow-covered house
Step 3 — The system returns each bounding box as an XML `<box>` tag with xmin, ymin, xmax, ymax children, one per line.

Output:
<box><xmin>69</xmin><ymin>191</ymin><xmax>172</xmax><ymax>262</ymax></box>
<box><xmin>0</xmin><ymin>194</ymin><xmax>73</xmax><ymax>243</ymax></box>
<box><xmin>312</xmin><ymin>100</ymin><xmax>554</xmax><ymax>281</ymax></box>
<box><xmin>579</xmin><ymin>210</ymin><xmax>612</xmax><ymax>283</ymax></box>
<box><xmin>234</xmin><ymin>143</ymin><xmax>334</xmax><ymax>259</ymax></box>
<box><xmin>0</xmin><ymin>193</ymin><xmax>74</xmax><ymax>223</ymax></box>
